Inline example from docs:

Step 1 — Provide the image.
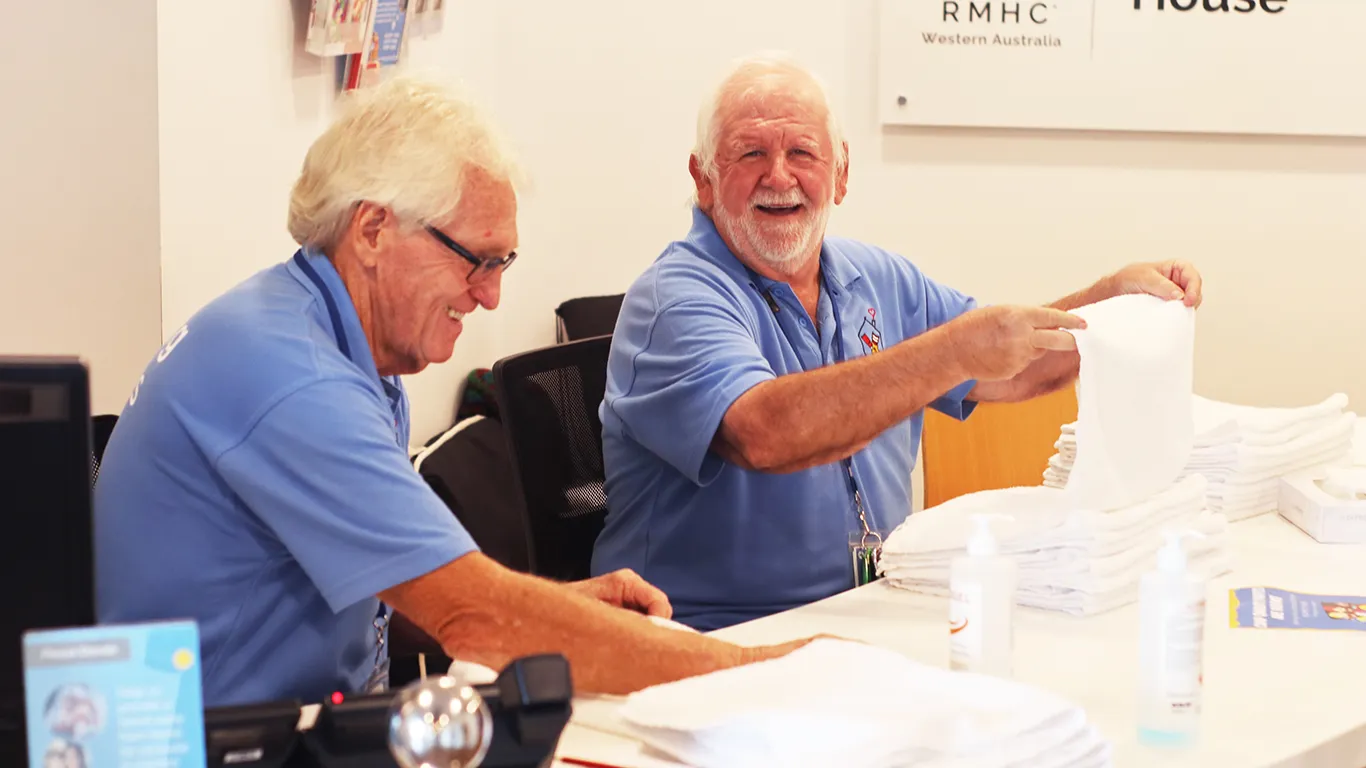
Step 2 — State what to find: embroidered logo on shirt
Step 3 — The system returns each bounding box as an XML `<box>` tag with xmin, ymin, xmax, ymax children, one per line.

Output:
<box><xmin>857</xmin><ymin>308</ymin><xmax>882</xmax><ymax>354</ymax></box>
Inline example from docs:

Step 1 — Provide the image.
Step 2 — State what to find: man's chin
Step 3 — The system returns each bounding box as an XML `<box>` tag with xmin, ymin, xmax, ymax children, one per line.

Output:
<box><xmin>754</xmin><ymin>248</ymin><xmax>815</xmax><ymax>274</ymax></box>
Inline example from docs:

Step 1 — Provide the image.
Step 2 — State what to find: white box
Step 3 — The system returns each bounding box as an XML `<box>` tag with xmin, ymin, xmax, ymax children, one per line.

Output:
<box><xmin>1278</xmin><ymin>470</ymin><xmax>1366</xmax><ymax>544</ymax></box>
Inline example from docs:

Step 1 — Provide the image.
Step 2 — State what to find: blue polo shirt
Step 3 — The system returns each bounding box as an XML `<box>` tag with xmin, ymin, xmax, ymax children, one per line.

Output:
<box><xmin>594</xmin><ymin>208</ymin><xmax>978</xmax><ymax>630</ymax></box>
<box><xmin>94</xmin><ymin>249</ymin><xmax>478</xmax><ymax>707</ymax></box>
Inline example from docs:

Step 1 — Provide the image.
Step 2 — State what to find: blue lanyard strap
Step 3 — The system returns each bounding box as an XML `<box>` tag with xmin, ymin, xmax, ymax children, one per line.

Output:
<box><xmin>293</xmin><ymin>250</ymin><xmax>391</xmax><ymax>671</ymax></box>
<box><xmin>743</xmin><ymin>266</ymin><xmax>880</xmax><ymax>548</ymax></box>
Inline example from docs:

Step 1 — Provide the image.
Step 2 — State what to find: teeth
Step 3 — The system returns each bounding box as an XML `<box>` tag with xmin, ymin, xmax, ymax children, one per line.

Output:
<box><xmin>447</xmin><ymin>308</ymin><xmax>465</xmax><ymax>321</ymax></box>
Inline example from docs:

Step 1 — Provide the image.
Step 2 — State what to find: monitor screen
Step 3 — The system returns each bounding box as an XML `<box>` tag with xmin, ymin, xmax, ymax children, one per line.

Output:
<box><xmin>0</xmin><ymin>357</ymin><xmax>96</xmax><ymax>764</ymax></box>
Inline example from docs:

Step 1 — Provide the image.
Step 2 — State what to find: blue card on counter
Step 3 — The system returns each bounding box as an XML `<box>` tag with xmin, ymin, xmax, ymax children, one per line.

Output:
<box><xmin>1230</xmin><ymin>586</ymin><xmax>1366</xmax><ymax>631</ymax></box>
<box><xmin>23</xmin><ymin>620</ymin><xmax>206</xmax><ymax>768</ymax></box>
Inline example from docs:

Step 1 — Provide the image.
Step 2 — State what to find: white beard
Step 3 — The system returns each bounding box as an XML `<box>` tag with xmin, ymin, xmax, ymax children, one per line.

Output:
<box><xmin>714</xmin><ymin>194</ymin><xmax>831</xmax><ymax>276</ymax></box>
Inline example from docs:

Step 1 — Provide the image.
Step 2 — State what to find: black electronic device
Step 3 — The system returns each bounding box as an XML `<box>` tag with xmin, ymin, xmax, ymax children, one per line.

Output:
<box><xmin>205</xmin><ymin>698</ymin><xmax>304</xmax><ymax>768</ymax></box>
<box><xmin>299</xmin><ymin>654</ymin><xmax>573</xmax><ymax>768</ymax></box>
<box><xmin>0</xmin><ymin>357</ymin><xmax>97</xmax><ymax>766</ymax></box>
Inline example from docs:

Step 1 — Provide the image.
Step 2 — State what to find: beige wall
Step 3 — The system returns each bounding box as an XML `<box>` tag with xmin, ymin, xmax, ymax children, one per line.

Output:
<box><xmin>0</xmin><ymin>0</ymin><xmax>163</xmax><ymax>414</ymax></box>
<box><xmin>155</xmin><ymin>0</ymin><xmax>1366</xmax><ymax>456</ymax></box>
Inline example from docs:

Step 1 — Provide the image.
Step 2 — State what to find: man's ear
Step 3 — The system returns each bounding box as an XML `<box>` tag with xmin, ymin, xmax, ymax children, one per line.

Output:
<box><xmin>689</xmin><ymin>154</ymin><xmax>715</xmax><ymax>210</ymax></box>
<box><xmin>834</xmin><ymin>141</ymin><xmax>850</xmax><ymax>205</ymax></box>
<box><xmin>351</xmin><ymin>202</ymin><xmax>391</xmax><ymax>267</ymax></box>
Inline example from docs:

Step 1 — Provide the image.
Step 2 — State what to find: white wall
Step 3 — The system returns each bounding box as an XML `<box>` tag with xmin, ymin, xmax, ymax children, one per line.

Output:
<box><xmin>156</xmin><ymin>0</ymin><xmax>1366</xmax><ymax>454</ymax></box>
<box><xmin>0</xmin><ymin>0</ymin><xmax>162</xmax><ymax>415</ymax></box>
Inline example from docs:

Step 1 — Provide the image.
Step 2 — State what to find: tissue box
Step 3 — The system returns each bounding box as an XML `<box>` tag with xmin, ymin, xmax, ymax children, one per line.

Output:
<box><xmin>1279</xmin><ymin>470</ymin><xmax>1366</xmax><ymax>544</ymax></box>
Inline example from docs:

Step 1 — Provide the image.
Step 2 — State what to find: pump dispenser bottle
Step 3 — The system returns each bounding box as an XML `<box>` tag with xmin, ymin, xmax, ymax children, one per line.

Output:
<box><xmin>1137</xmin><ymin>529</ymin><xmax>1208</xmax><ymax>747</ymax></box>
<box><xmin>949</xmin><ymin>514</ymin><xmax>1017</xmax><ymax>677</ymax></box>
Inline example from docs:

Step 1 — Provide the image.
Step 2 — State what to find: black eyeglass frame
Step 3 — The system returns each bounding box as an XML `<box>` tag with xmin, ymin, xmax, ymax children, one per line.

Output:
<box><xmin>424</xmin><ymin>224</ymin><xmax>517</xmax><ymax>283</ymax></box>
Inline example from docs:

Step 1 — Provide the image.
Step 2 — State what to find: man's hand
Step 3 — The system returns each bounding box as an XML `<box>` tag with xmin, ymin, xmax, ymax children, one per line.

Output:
<box><xmin>567</xmin><ymin>569</ymin><xmax>673</xmax><ymax>618</ymax></box>
<box><xmin>946</xmin><ymin>305</ymin><xmax>1087</xmax><ymax>382</ymax></box>
<box><xmin>1102</xmin><ymin>260</ymin><xmax>1203</xmax><ymax>308</ymax></box>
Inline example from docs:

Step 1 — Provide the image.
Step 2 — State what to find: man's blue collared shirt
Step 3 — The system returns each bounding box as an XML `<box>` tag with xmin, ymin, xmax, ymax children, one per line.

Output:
<box><xmin>594</xmin><ymin>208</ymin><xmax>978</xmax><ymax>630</ymax></box>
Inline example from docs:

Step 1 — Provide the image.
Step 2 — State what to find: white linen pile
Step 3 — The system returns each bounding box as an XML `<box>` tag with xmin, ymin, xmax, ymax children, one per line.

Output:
<box><xmin>1044</xmin><ymin>393</ymin><xmax>1356</xmax><ymax>521</ymax></box>
<box><xmin>1352</xmin><ymin>414</ymin><xmax>1366</xmax><ymax>466</ymax></box>
<box><xmin>882</xmin><ymin>293</ymin><xmax>1233</xmax><ymax>616</ymax></box>
<box><xmin>879</xmin><ymin>476</ymin><xmax>1230</xmax><ymax>615</ymax></box>
<box><xmin>605</xmin><ymin>639</ymin><xmax>1112</xmax><ymax>768</ymax></box>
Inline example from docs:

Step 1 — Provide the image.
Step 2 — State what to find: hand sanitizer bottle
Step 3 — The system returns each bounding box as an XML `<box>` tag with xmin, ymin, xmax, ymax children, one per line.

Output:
<box><xmin>1137</xmin><ymin>529</ymin><xmax>1208</xmax><ymax>747</ymax></box>
<box><xmin>949</xmin><ymin>514</ymin><xmax>1017</xmax><ymax>677</ymax></box>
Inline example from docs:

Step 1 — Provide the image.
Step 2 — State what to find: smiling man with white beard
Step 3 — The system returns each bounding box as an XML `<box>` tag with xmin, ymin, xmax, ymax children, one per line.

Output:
<box><xmin>593</xmin><ymin>52</ymin><xmax>1206</xmax><ymax>632</ymax></box>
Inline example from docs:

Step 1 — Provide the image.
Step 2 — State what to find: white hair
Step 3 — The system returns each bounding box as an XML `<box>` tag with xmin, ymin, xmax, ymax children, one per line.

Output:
<box><xmin>692</xmin><ymin>51</ymin><xmax>848</xmax><ymax>189</ymax></box>
<box><xmin>288</xmin><ymin>73</ymin><xmax>521</xmax><ymax>252</ymax></box>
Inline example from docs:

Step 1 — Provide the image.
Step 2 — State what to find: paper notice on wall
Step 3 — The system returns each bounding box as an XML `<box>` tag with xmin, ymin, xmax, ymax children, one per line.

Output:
<box><xmin>306</xmin><ymin>0</ymin><xmax>375</xmax><ymax>57</ymax></box>
<box><xmin>373</xmin><ymin>0</ymin><xmax>409</xmax><ymax>67</ymax></box>
<box><xmin>1061</xmin><ymin>294</ymin><xmax>1196</xmax><ymax>511</ymax></box>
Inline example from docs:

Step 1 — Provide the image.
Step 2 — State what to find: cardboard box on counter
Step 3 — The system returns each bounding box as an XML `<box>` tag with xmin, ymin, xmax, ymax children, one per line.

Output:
<box><xmin>1279</xmin><ymin>468</ymin><xmax>1366</xmax><ymax>544</ymax></box>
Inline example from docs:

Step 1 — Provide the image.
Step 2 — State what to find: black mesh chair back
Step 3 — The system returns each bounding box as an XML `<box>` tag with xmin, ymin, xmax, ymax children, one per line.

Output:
<box><xmin>554</xmin><ymin>294</ymin><xmax>624</xmax><ymax>343</ymax></box>
<box><xmin>492</xmin><ymin>335</ymin><xmax>612</xmax><ymax>581</ymax></box>
<box><xmin>91</xmin><ymin>413</ymin><xmax>118</xmax><ymax>485</ymax></box>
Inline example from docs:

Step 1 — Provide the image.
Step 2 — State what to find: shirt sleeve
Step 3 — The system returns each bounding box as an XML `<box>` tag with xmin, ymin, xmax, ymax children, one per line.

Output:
<box><xmin>902</xmin><ymin>261</ymin><xmax>980</xmax><ymax>421</ymax></box>
<box><xmin>215</xmin><ymin>377</ymin><xmax>479</xmax><ymax>613</ymax></box>
<box><xmin>605</xmin><ymin>298</ymin><xmax>775</xmax><ymax>487</ymax></box>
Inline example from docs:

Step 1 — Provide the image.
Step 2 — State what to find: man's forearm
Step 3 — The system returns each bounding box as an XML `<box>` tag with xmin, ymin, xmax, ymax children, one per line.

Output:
<box><xmin>970</xmin><ymin>350</ymin><xmax>1077</xmax><ymax>402</ymax></box>
<box><xmin>1048</xmin><ymin>273</ymin><xmax>1112</xmax><ymax>313</ymax></box>
<box><xmin>381</xmin><ymin>553</ymin><xmax>754</xmax><ymax>695</ymax></box>
<box><xmin>714</xmin><ymin>325</ymin><xmax>969</xmax><ymax>473</ymax></box>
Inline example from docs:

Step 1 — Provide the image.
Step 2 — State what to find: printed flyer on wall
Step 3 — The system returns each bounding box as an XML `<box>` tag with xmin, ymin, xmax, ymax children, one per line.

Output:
<box><xmin>1230</xmin><ymin>586</ymin><xmax>1366</xmax><ymax>631</ymax></box>
<box><xmin>23</xmin><ymin>621</ymin><xmax>205</xmax><ymax>767</ymax></box>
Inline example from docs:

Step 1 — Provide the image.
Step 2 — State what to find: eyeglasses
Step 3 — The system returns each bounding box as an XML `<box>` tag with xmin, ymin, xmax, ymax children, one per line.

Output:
<box><xmin>424</xmin><ymin>224</ymin><xmax>517</xmax><ymax>284</ymax></box>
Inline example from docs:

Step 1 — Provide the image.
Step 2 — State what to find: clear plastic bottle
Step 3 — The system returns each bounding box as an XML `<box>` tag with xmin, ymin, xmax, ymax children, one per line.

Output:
<box><xmin>949</xmin><ymin>514</ymin><xmax>1017</xmax><ymax>677</ymax></box>
<box><xmin>1136</xmin><ymin>529</ymin><xmax>1208</xmax><ymax>747</ymax></box>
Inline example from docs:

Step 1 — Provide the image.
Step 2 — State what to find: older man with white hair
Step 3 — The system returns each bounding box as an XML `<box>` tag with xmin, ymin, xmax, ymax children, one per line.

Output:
<box><xmin>593</xmin><ymin>53</ymin><xmax>1205</xmax><ymax>631</ymax></box>
<box><xmin>94</xmin><ymin>75</ymin><xmax>810</xmax><ymax>708</ymax></box>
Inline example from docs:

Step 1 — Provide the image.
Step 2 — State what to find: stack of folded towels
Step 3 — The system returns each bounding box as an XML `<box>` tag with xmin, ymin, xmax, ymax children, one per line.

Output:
<box><xmin>879</xmin><ymin>475</ymin><xmax>1231</xmax><ymax>616</ymax></box>
<box><xmin>1044</xmin><ymin>393</ymin><xmax>1356</xmax><ymax>521</ymax></box>
<box><xmin>1353</xmin><ymin>413</ymin><xmax>1366</xmax><ymax>466</ymax></box>
<box><xmin>589</xmin><ymin>639</ymin><xmax>1112</xmax><ymax>768</ymax></box>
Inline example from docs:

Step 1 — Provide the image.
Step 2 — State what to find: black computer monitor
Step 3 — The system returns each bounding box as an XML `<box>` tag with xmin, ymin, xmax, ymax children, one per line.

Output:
<box><xmin>0</xmin><ymin>357</ymin><xmax>96</xmax><ymax>765</ymax></box>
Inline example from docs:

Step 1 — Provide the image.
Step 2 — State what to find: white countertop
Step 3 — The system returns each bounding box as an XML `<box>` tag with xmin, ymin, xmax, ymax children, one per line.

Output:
<box><xmin>555</xmin><ymin>513</ymin><xmax>1366</xmax><ymax>767</ymax></box>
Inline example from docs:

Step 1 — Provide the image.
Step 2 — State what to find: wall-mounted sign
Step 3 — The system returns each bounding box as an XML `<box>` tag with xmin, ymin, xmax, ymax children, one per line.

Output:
<box><xmin>878</xmin><ymin>0</ymin><xmax>1366</xmax><ymax>137</ymax></box>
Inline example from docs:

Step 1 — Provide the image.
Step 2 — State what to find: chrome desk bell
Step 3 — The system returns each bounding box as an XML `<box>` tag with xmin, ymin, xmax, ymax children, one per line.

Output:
<box><xmin>388</xmin><ymin>674</ymin><xmax>493</xmax><ymax>768</ymax></box>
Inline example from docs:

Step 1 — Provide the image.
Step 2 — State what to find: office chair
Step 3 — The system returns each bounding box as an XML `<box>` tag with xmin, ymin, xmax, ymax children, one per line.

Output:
<box><xmin>492</xmin><ymin>335</ymin><xmax>612</xmax><ymax>582</ymax></box>
<box><xmin>554</xmin><ymin>294</ymin><xmax>624</xmax><ymax>343</ymax></box>
<box><xmin>90</xmin><ymin>413</ymin><xmax>119</xmax><ymax>485</ymax></box>
<box><xmin>920</xmin><ymin>385</ymin><xmax>1078</xmax><ymax>508</ymax></box>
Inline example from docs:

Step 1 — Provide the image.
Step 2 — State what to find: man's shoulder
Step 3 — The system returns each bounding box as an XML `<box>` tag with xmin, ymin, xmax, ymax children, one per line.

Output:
<box><xmin>825</xmin><ymin>236</ymin><xmax>916</xmax><ymax>271</ymax></box>
<box><xmin>135</xmin><ymin>263</ymin><xmax>371</xmax><ymax>444</ymax></box>
<box><xmin>172</xmin><ymin>265</ymin><xmax>336</xmax><ymax>382</ymax></box>
<box><xmin>825</xmin><ymin>236</ymin><xmax>934</xmax><ymax>290</ymax></box>
<box><xmin>625</xmin><ymin>239</ymin><xmax>753</xmax><ymax>313</ymax></box>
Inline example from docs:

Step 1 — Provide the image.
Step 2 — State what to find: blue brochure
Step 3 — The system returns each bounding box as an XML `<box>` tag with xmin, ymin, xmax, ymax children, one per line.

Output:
<box><xmin>23</xmin><ymin>621</ymin><xmax>206</xmax><ymax>768</ymax></box>
<box><xmin>1230</xmin><ymin>586</ymin><xmax>1366</xmax><ymax>631</ymax></box>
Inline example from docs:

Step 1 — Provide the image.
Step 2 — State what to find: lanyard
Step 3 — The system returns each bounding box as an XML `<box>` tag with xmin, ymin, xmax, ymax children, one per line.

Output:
<box><xmin>744</xmin><ymin>266</ymin><xmax>883</xmax><ymax>560</ymax></box>
<box><xmin>293</xmin><ymin>251</ymin><xmax>393</xmax><ymax>686</ymax></box>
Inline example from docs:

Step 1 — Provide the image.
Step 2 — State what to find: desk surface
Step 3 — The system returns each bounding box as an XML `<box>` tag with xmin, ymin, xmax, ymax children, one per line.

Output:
<box><xmin>554</xmin><ymin>514</ymin><xmax>1366</xmax><ymax>768</ymax></box>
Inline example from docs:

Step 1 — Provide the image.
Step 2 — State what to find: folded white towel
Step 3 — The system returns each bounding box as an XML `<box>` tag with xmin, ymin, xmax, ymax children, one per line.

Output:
<box><xmin>1056</xmin><ymin>412</ymin><xmax>1355</xmax><ymax>476</ymax></box>
<box><xmin>891</xmin><ymin>542</ymin><xmax>1231</xmax><ymax>617</ymax></box>
<box><xmin>616</xmin><ymin>639</ymin><xmax>1111</xmax><ymax>768</ymax></box>
<box><xmin>885</xmin><ymin>512</ymin><xmax>1226</xmax><ymax>590</ymax></box>
<box><xmin>1192</xmin><ymin>392</ymin><xmax>1350</xmax><ymax>436</ymax></box>
<box><xmin>1353</xmin><ymin>415</ymin><xmax>1366</xmax><ymax>466</ymax></box>
<box><xmin>882</xmin><ymin>475</ymin><xmax>1207</xmax><ymax>559</ymax></box>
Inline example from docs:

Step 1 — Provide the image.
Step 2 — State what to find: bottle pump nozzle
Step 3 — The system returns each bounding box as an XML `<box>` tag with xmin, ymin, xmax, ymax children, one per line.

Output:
<box><xmin>966</xmin><ymin>514</ymin><xmax>1015</xmax><ymax>557</ymax></box>
<box><xmin>1156</xmin><ymin>528</ymin><xmax>1206</xmax><ymax>573</ymax></box>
